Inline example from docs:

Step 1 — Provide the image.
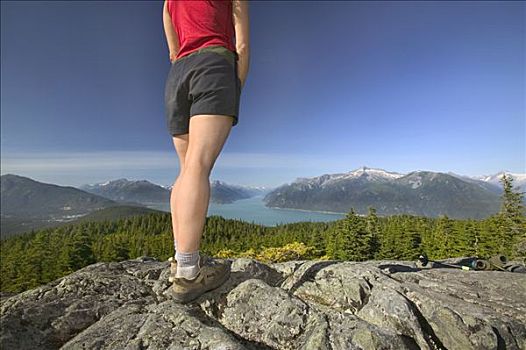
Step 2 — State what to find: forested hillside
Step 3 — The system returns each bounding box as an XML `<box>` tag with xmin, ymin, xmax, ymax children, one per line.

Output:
<box><xmin>1</xmin><ymin>174</ymin><xmax>524</xmax><ymax>294</ymax></box>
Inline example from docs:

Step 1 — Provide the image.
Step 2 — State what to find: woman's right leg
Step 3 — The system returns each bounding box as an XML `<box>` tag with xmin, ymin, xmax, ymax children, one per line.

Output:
<box><xmin>174</xmin><ymin>114</ymin><xmax>234</xmax><ymax>265</ymax></box>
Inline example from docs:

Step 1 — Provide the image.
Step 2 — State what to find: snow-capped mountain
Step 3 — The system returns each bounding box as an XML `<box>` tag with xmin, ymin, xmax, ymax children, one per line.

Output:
<box><xmin>295</xmin><ymin>166</ymin><xmax>405</xmax><ymax>188</ymax></box>
<box><xmin>264</xmin><ymin>166</ymin><xmax>525</xmax><ymax>220</ymax></box>
<box><xmin>80</xmin><ymin>178</ymin><xmax>169</xmax><ymax>204</ymax></box>
<box><xmin>469</xmin><ymin>171</ymin><xmax>526</xmax><ymax>192</ymax></box>
<box><xmin>210</xmin><ymin>180</ymin><xmax>270</xmax><ymax>198</ymax></box>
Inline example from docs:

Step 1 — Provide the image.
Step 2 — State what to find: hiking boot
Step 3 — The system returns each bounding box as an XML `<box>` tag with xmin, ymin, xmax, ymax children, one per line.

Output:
<box><xmin>168</xmin><ymin>256</ymin><xmax>177</xmax><ymax>283</ymax></box>
<box><xmin>171</xmin><ymin>254</ymin><xmax>231</xmax><ymax>303</ymax></box>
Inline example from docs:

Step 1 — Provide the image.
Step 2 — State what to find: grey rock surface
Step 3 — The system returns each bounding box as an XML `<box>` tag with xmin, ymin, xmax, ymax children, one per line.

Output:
<box><xmin>1</xmin><ymin>256</ymin><xmax>525</xmax><ymax>350</ymax></box>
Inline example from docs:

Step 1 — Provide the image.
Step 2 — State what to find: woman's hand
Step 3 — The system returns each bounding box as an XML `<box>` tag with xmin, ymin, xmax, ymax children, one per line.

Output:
<box><xmin>169</xmin><ymin>51</ymin><xmax>177</xmax><ymax>63</ymax></box>
<box><xmin>237</xmin><ymin>68</ymin><xmax>245</xmax><ymax>89</ymax></box>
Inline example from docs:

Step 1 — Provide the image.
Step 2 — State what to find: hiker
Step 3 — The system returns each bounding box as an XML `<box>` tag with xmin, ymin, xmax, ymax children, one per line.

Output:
<box><xmin>162</xmin><ymin>0</ymin><xmax>250</xmax><ymax>303</ymax></box>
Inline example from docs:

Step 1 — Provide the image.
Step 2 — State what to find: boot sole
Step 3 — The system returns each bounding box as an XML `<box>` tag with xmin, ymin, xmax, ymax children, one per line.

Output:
<box><xmin>172</xmin><ymin>267</ymin><xmax>231</xmax><ymax>303</ymax></box>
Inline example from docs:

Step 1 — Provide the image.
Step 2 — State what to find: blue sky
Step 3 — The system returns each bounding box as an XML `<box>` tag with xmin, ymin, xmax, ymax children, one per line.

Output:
<box><xmin>1</xmin><ymin>1</ymin><xmax>524</xmax><ymax>188</ymax></box>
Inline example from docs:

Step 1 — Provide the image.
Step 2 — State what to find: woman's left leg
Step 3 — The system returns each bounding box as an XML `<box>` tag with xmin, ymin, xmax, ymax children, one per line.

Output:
<box><xmin>175</xmin><ymin>114</ymin><xmax>233</xmax><ymax>256</ymax></box>
<box><xmin>170</xmin><ymin>133</ymin><xmax>190</xmax><ymax>256</ymax></box>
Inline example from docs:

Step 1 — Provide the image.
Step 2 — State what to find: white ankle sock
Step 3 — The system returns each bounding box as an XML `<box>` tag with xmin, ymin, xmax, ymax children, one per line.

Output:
<box><xmin>175</xmin><ymin>250</ymin><xmax>200</xmax><ymax>280</ymax></box>
<box><xmin>175</xmin><ymin>264</ymin><xmax>200</xmax><ymax>280</ymax></box>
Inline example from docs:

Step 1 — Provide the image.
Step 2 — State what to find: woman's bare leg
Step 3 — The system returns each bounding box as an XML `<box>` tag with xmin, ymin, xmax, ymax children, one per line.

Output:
<box><xmin>175</xmin><ymin>114</ymin><xmax>234</xmax><ymax>254</ymax></box>
<box><xmin>171</xmin><ymin>133</ymin><xmax>189</xmax><ymax>254</ymax></box>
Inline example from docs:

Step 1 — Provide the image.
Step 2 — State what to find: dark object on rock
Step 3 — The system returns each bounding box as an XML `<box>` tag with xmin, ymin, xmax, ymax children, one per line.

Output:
<box><xmin>417</xmin><ymin>253</ymin><xmax>525</xmax><ymax>273</ymax></box>
<box><xmin>485</xmin><ymin>254</ymin><xmax>526</xmax><ymax>273</ymax></box>
<box><xmin>489</xmin><ymin>254</ymin><xmax>508</xmax><ymax>268</ymax></box>
<box><xmin>1</xmin><ymin>257</ymin><xmax>525</xmax><ymax>349</ymax></box>
<box><xmin>504</xmin><ymin>264</ymin><xmax>526</xmax><ymax>273</ymax></box>
<box><xmin>471</xmin><ymin>259</ymin><xmax>492</xmax><ymax>271</ymax></box>
<box><xmin>417</xmin><ymin>254</ymin><xmax>472</xmax><ymax>270</ymax></box>
<box><xmin>472</xmin><ymin>255</ymin><xmax>526</xmax><ymax>273</ymax></box>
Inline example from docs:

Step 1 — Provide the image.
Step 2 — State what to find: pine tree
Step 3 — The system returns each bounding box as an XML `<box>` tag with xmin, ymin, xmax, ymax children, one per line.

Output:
<box><xmin>499</xmin><ymin>173</ymin><xmax>526</xmax><ymax>219</ymax></box>
<box><xmin>497</xmin><ymin>173</ymin><xmax>526</xmax><ymax>257</ymax></box>
<box><xmin>376</xmin><ymin>216</ymin><xmax>398</xmax><ymax>259</ymax></box>
<box><xmin>459</xmin><ymin>220</ymin><xmax>480</xmax><ymax>257</ymax></box>
<box><xmin>57</xmin><ymin>228</ymin><xmax>96</xmax><ymax>272</ymax></box>
<box><xmin>433</xmin><ymin>215</ymin><xmax>455</xmax><ymax>259</ymax></box>
<box><xmin>478</xmin><ymin>214</ymin><xmax>500</xmax><ymax>258</ymax></box>
<box><xmin>365</xmin><ymin>206</ymin><xmax>381</xmax><ymax>259</ymax></box>
<box><xmin>402</xmin><ymin>220</ymin><xmax>422</xmax><ymax>259</ymax></box>
<box><xmin>333</xmin><ymin>208</ymin><xmax>374</xmax><ymax>261</ymax></box>
<box><xmin>325</xmin><ymin>225</ymin><xmax>339</xmax><ymax>259</ymax></box>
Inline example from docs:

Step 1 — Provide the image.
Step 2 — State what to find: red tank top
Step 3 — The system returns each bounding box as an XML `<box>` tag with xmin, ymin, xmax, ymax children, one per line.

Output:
<box><xmin>167</xmin><ymin>0</ymin><xmax>236</xmax><ymax>60</ymax></box>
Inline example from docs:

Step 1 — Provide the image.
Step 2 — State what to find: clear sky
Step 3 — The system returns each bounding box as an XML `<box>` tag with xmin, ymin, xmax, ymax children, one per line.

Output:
<box><xmin>1</xmin><ymin>1</ymin><xmax>524</xmax><ymax>188</ymax></box>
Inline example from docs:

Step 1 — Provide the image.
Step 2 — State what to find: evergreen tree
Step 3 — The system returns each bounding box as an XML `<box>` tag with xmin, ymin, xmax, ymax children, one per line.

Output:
<box><xmin>333</xmin><ymin>208</ymin><xmax>374</xmax><ymax>261</ymax></box>
<box><xmin>365</xmin><ymin>206</ymin><xmax>381</xmax><ymax>259</ymax></box>
<box><xmin>69</xmin><ymin>229</ymin><xmax>96</xmax><ymax>270</ymax></box>
<box><xmin>499</xmin><ymin>173</ymin><xmax>526</xmax><ymax>220</ymax></box>
<box><xmin>56</xmin><ymin>228</ymin><xmax>96</xmax><ymax>272</ymax></box>
<box><xmin>497</xmin><ymin>173</ymin><xmax>526</xmax><ymax>257</ymax></box>
<box><xmin>459</xmin><ymin>220</ymin><xmax>480</xmax><ymax>257</ymax></box>
<box><xmin>433</xmin><ymin>215</ymin><xmax>455</xmax><ymax>259</ymax></box>
<box><xmin>401</xmin><ymin>219</ymin><xmax>422</xmax><ymax>259</ymax></box>
<box><xmin>325</xmin><ymin>223</ymin><xmax>341</xmax><ymax>260</ymax></box>
<box><xmin>478</xmin><ymin>214</ymin><xmax>500</xmax><ymax>258</ymax></box>
<box><xmin>376</xmin><ymin>216</ymin><xmax>399</xmax><ymax>259</ymax></box>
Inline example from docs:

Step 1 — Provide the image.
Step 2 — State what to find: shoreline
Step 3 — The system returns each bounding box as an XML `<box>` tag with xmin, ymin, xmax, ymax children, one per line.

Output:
<box><xmin>265</xmin><ymin>205</ymin><xmax>350</xmax><ymax>216</ymax></box>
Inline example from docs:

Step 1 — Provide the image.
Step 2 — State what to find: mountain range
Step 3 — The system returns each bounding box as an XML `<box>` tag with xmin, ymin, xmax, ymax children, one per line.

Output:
<box><xmin>0</xmin><ymin>174</ymin><xmax>267</xmax><ymax>238</ymax></box>
<box><xmin>262</xmin><ymin>166</ymin><xmax>525</xmax><ymax>219</ymax></box>
<box><xmin>80</xmin><ymin>178</ymin><xmax>267</xmax><ymax>205</ymax></box>
<box><xmin>1</xmin><ymin>167</ymin><xmax>524</xmax><ymax>237</ymax></box>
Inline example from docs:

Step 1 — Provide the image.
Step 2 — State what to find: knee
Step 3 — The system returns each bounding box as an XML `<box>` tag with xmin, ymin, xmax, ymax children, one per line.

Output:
<box><xmin>182</xmin><ymin>160</ymin><xmax>213</xmax><ymax>177</ymax></box>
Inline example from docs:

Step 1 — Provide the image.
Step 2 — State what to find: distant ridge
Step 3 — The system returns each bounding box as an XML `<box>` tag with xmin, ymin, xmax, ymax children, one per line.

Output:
<box><xmin>263</xmin><ymin>166</ymin><xmax>522</xmax><ymax>219</ymax></box>
<box><xmin>81</xmin><ymin>178</ymin><xmax>267</xmax><ymax>205</ymax></box>
<box><xmin>0</xmin><ymin>174</ymin><xmax>148</xmax><ymax>238</ymax></box>
<box><xmin>80</xmin><ymin>178</ymin><xmax>169</xmax><ymax>204</ymax></box>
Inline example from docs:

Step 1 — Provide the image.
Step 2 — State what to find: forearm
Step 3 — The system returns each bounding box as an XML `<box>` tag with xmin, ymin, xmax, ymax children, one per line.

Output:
<box><xmin>163</xmin><ymin>1</ymin><xmax>179</xmax><ymax>61</ymax></box>
<box><xmin>233</xmin><ymin>0</ymin><xmax>250</xmax><ymax>87</ymax></box>
<box><xmin>236</xmin><ymin>46</ymin><xmax>249</xmax><ymax>88</ymax></box>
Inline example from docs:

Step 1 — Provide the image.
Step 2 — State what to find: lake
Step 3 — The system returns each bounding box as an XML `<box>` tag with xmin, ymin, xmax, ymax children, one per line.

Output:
<box><xmin>149</xmin><ymin>195</ymin><xmax>346</xmax><ymax>227</ymax></box>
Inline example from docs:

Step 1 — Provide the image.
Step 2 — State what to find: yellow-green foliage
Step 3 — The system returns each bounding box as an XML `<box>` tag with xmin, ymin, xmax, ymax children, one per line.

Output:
<box><xmin>237</xmin><ymin>247</ymin><xmax>258</xmax><ymax>259</ymax></box>
<box><xmin>255</xmin><ymin>242</ymin><xmax>315</xmax><ymax>263</ymax></box>
<box><xmin>215</xmin><ymin>242</ymin><xmax>316</xmax><ymax>263</ymax></box>
<box><xmin>215</xmin><ymin>248</ymin><xmax>237</xmax><ymax>259</ymax></box>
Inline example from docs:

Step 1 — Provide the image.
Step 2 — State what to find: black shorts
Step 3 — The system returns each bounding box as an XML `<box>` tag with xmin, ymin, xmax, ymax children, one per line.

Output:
<box><xmin>164</xmin><ymin>46</ymin><xmax>242</xmax><ymax>136</ymax></box>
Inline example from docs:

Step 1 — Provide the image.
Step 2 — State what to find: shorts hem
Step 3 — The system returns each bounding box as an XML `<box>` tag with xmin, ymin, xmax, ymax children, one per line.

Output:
<box><xmin>169</xmin><ymin>130</ymin><xmax>189</xmax><ymax>136</ymax></box>
<box><xmin>189</xmin><ymin>111</ymin><xmax>236</xmax><ymax>118</ymax></box>
<box><xmin>189</xmin><ymin>112</ymin><xmax>238</xmax><ymax>125</ymax></box>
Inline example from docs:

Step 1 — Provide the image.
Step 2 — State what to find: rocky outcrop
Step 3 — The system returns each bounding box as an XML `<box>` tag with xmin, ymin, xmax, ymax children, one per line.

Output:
<box><xmin>1</xmin><ymin>256</ymin><xmax>525</xmax><ymax>350</ymax></box>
